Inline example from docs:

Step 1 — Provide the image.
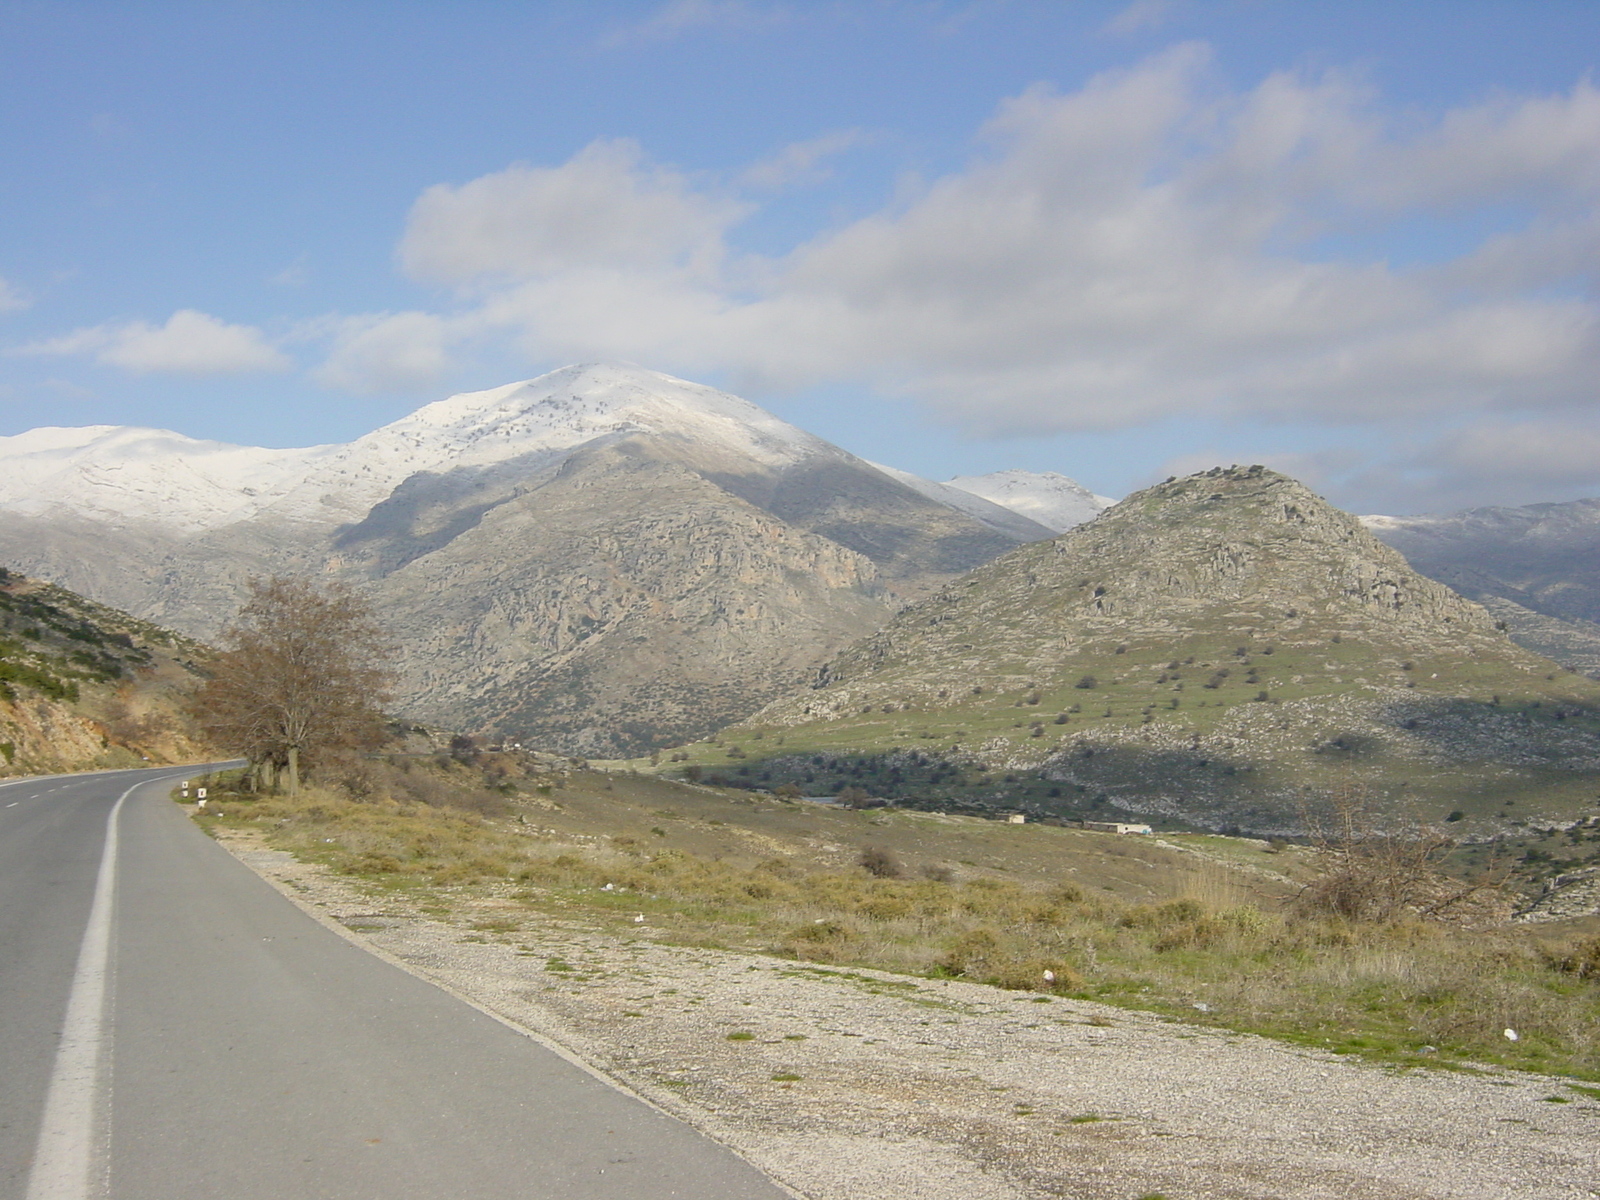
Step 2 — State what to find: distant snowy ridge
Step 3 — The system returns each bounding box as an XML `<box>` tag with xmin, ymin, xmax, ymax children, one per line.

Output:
<box><xmin>0</xmin><ymin>364</ymin><xmax>834</xmax><ymax>534</ymax></box>
<box><xmin>944</xmin><ymin>469</ymin><xmax>1115</xmax><ymax>533</ymax></box>
<box><xmin>259</xmin><ymin>363</ymin><xmax>837</xmax><ymax>526</ymax></box>
<box><xmin>866</xmin><ymin>462</ymin><xmax>1056</xmax><ymax>540</ymax></box>
<box><xmin>0</xmin><ymin>363</ymin><xmax>1109</xmax><ymax>539</ymax></box>
<box><xmin>0</xmin><ymin>424</ymin><xmax>336</xmax><ymax>534</ymax></box>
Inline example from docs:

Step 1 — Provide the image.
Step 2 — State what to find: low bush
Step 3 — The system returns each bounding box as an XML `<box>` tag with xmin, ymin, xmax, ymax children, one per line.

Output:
<box><xmin>859</xmin><ymin>845</ymin><xmax>903</xmax><ymax>878</ymax></box>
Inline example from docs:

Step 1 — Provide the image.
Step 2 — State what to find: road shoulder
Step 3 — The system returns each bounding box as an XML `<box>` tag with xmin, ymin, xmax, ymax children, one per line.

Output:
<box><xmin>211</xmin><ymin>825</ymin><xmax>1600</xmax><ymax>1200</ymax></box>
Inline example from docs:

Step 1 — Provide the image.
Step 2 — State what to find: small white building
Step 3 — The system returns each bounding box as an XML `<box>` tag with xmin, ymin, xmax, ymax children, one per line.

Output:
<box><xmin>1083</xmin><ymin>820</ymin><xmax>1152</xmax><ymax>835</ymax></box>
<box><xmin>1006</xmin><ymin>814</ymin><xmax>1026</xmax><ymax>824</ymax></box>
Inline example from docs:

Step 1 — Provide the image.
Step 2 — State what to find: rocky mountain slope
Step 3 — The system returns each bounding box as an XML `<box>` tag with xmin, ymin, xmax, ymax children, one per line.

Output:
<box><xmin>0</xmin><ymin>364</ymin><xmax>1081</xmax><ymax>754</ymax></box>
<box><xmin>1365</xmin><ymin>498</ymin><xmax>1600</xmax><ymax>677</ymax></box>
<box><xmin>663</xmin><ymin>466</ymin><xmax>1600</xmax><ymax>834</ymax></box>
<box><xmin>0</xmin><ymin>567</ymin><xmax>210</xmax><ymax>774</ymax></box>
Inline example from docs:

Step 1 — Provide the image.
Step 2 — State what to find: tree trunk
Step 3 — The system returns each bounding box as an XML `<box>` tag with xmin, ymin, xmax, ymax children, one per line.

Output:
<box><xmin>286</xmin><ymin>745</ymin><xmax>300</xmax><ymax>796</ymax></box>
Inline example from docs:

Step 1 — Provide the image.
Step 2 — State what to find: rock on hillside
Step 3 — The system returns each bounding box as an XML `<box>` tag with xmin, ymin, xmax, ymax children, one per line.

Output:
<box><xmin>0</xmin><ymin>567</ymin><xmax>210</xmax><ymax>774</ymax></box>
<box><xmin>707</xmin><ymin>467</ymin><xmax>1600</xmax><ymax>833</ymax></box>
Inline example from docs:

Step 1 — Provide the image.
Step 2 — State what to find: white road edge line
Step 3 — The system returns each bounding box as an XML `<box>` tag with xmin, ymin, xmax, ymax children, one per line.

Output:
<box><xmin>25</xmin><ymin>782</ymin><xmax>137</xmax><ymax>1200</ymax></box>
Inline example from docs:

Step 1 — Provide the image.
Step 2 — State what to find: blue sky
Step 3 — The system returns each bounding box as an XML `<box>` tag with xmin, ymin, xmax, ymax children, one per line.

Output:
<box><xmin>3</xmin><ymin>1</ymin><xmax>1599</xmax><ymax>514</ymax></box>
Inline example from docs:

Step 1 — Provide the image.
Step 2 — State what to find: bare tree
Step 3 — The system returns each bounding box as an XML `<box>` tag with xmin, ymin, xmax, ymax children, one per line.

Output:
<box><xmin>195</xmin><ymin>577</ymin><xmax>394</xmax><ymax>794</ymax></box>
<box><xmin>1296</xmin><ymin>784</ymin><xmax>1507</xmax><ymax>924</ymax></box>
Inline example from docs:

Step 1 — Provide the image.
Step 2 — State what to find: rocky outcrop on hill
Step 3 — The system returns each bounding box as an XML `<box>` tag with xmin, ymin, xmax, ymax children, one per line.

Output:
<box><xmin>1516</xmin><ymin>866</ymin><xmax>1600</xmax><ymax>923</ymax></box>
<box><xmin>0</xmin><ymin>568</ymin><xmax>210</xmax><ymax>774</ymax></box>
<box><xmin>796</xmin><ymin>465</ymin><xmax>1511</xmax><ymax>705</ymax></box>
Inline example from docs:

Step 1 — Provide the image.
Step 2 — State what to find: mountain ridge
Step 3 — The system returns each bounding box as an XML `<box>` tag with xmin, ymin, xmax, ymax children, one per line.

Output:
<box><xmin>0</xmin><ymin>364</ymin><xmax>1089</xmax><ymax>542</ymax></box>
<box><xmin>655</xmin><ymin>466</ymin><xmax>1600</xmax><ymax>834</ymax></box>
<box><xmin>1365</xmin><ymin>498</ymin><xmax>1600</xmax><ymax>677</ymax></box>
<box><xmin>0</xmin><ymin>364</ymin><xmax>1097</xmax><ymax>753</ymax></box>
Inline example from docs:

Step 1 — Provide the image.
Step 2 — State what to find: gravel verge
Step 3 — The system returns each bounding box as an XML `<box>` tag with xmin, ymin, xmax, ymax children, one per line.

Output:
<box><xmin>215</xmin><ymin>828</ymin><xmax>1600</xmax><ymax>1200</ymax></box>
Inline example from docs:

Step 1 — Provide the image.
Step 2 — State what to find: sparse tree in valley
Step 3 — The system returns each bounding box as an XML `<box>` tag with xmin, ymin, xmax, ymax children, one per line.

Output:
<box><xmin>195</xmin><ymin>577</ymin><xmax>393</xmax><ymax>794</ymax></box>
<box><xmin>837</xmin><ymin>784</ymin><xmax>871</xmax><ymax>808</ymax></box>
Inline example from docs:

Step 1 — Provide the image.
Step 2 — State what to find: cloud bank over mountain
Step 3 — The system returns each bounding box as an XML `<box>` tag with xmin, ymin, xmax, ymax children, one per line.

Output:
<box><xmin>8</xmin><ymin>24</ymin><xmax>1599</xmax><ymax>515</ymax></box>
<box><xmin>361</xmin><ymin>48</ymin><xmax>1600</xmax><ymax>510</ymax></box>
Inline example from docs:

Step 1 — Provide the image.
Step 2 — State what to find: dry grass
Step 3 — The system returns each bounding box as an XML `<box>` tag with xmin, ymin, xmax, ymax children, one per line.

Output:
<box><xmin>189</xmin><ymin>763</ymin><xmax>1600</xmax><ymax>1081</ymax></box>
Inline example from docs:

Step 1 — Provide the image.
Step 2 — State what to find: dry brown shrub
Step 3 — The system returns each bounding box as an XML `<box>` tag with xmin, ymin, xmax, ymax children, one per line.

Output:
<box><xmin>353</xmin><ymin>852</ymin><xmax>405</xmax><ymax>874</ymax></box>
<box><xmin>859</xmin><ymin>845</ymin><xmax>903</xmax><ymax>878</ymax></box>
<box><xmin>935</xmin><ymin>927</ymin><xmax>1081</xmax><ymax>992</ymax></box>
<box><xmin>1296</xmin><ymin>787</ymin><xmax>1507</xmax><ymax>924</ymax></box>
<box><xmin>936</xmin><ymin>927</ymin><xmax>1000</xmax><ymax>977</ymax></box>
<box><xmin>1122</xmin><ymin>898</ymin><xmax>1203</xmax><ymax>929</ymax></box>
<box><xmin>857</xmin><ymin>894</ymin><xmax>914</xmax><ymax>920</ymax></box>
<box><xmin>1152</xmin><ymin>917</ymin><xmax>1227</xmax><ymax>952</ymax></box>
<box><xmin>1548</xmin><ymin>935</ymin><xmax>1600</xmax><ymax>980</ymax></box>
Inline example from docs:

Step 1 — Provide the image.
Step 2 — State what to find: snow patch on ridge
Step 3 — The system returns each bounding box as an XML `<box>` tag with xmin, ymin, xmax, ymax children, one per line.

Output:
<box><xmin>869</xmin><ymin>462</ymin><xmax>1054</xmax><ymax>540</ymax></box>
<box><xmin>0</xmin><ymin>425</ymin><xmax>334</xmax><ymax>534</ymax></box>
<box><xmin>264</xmin><ymin>362</ymin><xmax>835</xmax><ymax>524</ymax></box>
<box><xmin>945</xmin><ymin>469</ymin><xmax>1114</xmax><ymax>533</ymax></box>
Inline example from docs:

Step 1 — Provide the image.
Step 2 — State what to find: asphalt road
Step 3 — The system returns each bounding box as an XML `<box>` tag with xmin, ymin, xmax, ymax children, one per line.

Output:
<box><xmin>0</xmin><ymin>767</ymin><xmax>792</xmax><ymax>1200</ymax></box>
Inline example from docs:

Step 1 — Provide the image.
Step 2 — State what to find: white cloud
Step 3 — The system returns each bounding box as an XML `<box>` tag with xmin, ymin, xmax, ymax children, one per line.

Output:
<box><xmin>384</xmin><ymin>48</ymin><xmax>1600</xmax><ymax>511</ymax></box>
<box><xmin>269</xmin><ymin>255</ymin><xmax>310</xmax><ymax>287</ymax></box>
<box><xmin>313</xmin><ymin>311</ymin><xmax>460</xmax><ymax>394</ymax></box>
<box><xmin>16</xmin><ymin>309</ymin><xmax>289</xmax><ymax>375</ymax></box>
<box><xmin>1440</xmin><ymin>211</ymin><xmax>1600</xmax><ymax>294</ymax></box>
<box><xmin>399</xmin><ymin>139</ymin><xmax>747</xmax><ymax>286</ymax></box>
<box><xmin>1431</xmin><ymin>421</ymin><xmax>1600</xmax><ymax>481</ymax></box>
<box><xmin>0</xmin><ymin>276</ymin><xmax>30</xmax><ymax>313</ymax></box>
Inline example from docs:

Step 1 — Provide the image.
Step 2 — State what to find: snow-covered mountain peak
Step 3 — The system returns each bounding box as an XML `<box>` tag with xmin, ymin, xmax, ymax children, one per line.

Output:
<box><xmin>944</xmin><ymin>470</ymin><xmax>1114</xmax><ymax>533</ymax></box>
<box><xmin>867</xmin><ymin>461</ymin><xmax>1057</xmax><ymax>541</ymax></box>
<box><xmin>0</xmin><ymin>365</ymin><xmax>1100</xmax><ymax>541</ymax></box>
<box><xmin>359</xmin><ymin>363</ymin><xmax>828</xmax><ymax>473</ymax></box>
<box><xmin>0</xmin><ymin>365</ymin><xmax>838</xmax><ymax>535</ymax></box>
<box><xmin>262</xmin><ymin>363</ymin><xmax>833</xmax><ymax>525</ymax></box>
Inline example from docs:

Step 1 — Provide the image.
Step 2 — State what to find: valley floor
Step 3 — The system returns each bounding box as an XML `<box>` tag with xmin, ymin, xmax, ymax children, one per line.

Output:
<box><xmin>218</xmin><ymin>826</ymin><xmax>1598</xmax><ymax>1200</ymax></box>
